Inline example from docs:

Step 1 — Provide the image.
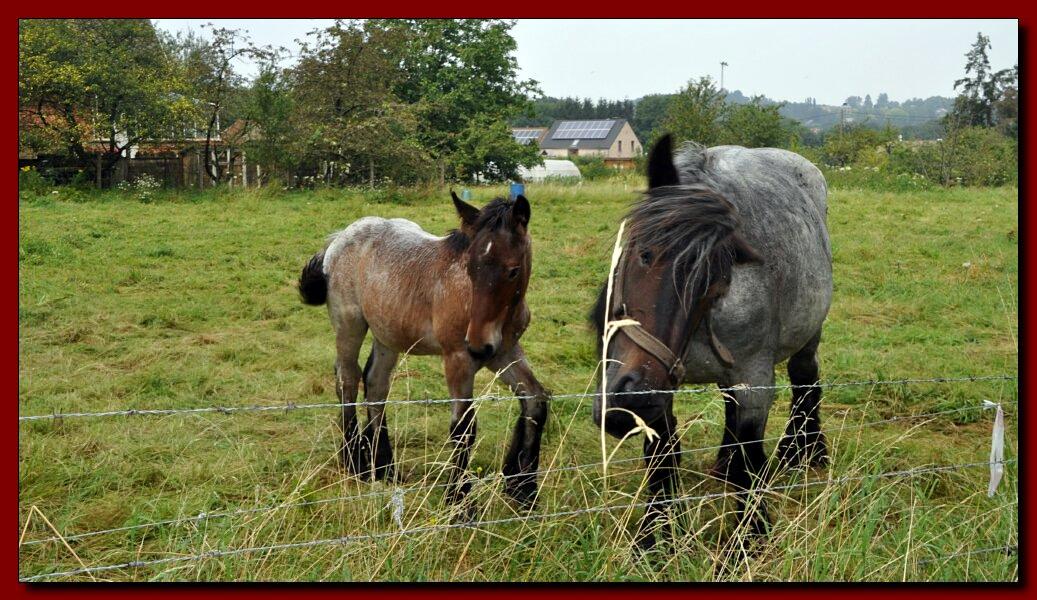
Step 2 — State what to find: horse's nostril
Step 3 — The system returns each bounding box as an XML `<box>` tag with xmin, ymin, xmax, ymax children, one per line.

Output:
<box><xmin>466</xmin><ymin>343</ymin><xmax>496</xmax><ymax>361</ymax></box>
<box><xmin>613</xmin><ymin>372</ymin><xmax>642</xmax><ymax>394</ymax></box>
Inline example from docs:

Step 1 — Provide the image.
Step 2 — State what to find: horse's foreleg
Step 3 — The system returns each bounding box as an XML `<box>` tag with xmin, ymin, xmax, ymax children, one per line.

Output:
<box><xmin>489</xmin><ymin>344</ymin><xmax>550</xmax><ymax>509</ymax></box>
<box><xmin>362</xmin><ymin>340</ymin><xmax>399</xmax><ymax>481</ymax></box>
<box><xmin>777</xmin><ymin>331</ymin><xmax>828</xmax><ymax>469</ymax></box>
<box><xmin>443</xmin><ymin>352</ymin><xmax>477</xmax><ymax>513</ymax></box>
<box><xmin>720</xmin><ymin>366</ymin><xmax>775</xmax><ymax>538</ymax></box>
<box><xmin>634</xmin><ymin>408</ymin><xmax>680</xmax><ymax>554</ymax></box>
<box><xmin>334</xmin><ymin>317</ymin><xmax>368</xmax><ymax>478</ymax></box>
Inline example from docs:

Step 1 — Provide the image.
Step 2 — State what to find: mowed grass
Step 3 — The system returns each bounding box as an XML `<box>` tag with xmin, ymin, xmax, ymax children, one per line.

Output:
<box><xmin>18</xmin><ymin>181</ymin><xmax>1018</xmax><ymax>581</ymax></box>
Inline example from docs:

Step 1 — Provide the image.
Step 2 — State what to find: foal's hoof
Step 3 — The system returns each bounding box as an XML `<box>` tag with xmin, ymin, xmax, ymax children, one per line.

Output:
<box><xmin>340</xmin><ymin>445</ymin><xmax>371</xmax><ymax>480</ymax></box>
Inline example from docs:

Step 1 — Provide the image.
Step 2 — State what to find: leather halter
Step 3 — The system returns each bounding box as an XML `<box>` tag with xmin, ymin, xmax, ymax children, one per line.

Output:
<box><xmin>610</xmin><ymin>245</ymin><xmax>734</xmax><ymax>385</ymax></box>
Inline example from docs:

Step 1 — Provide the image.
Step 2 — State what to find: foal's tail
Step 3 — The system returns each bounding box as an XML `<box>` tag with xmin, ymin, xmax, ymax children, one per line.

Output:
<box><xmin>298</xmin><ymin>251</ymin><xmax>328</xmax><ymax>306</ymax></box>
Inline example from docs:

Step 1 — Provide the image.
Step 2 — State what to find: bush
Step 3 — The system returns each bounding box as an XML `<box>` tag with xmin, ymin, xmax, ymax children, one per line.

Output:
<box><xmin>571</xmin><ymin>156</ymin><xmax>613</xmax><ymax>181</ymax></box>
<box><xmin>18</xmin><ymin>166</ymin><xmax>51</xmax><ymax>197</ymax></box>
<box><xmin>886</xmin><ymin>128</ymin><xmax>1017</xmax><ymax>187</ymax></box>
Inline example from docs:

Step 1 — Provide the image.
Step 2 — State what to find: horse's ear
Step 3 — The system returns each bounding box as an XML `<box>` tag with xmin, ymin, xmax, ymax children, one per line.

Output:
<box><xmin>647</xmin><ymin>134</ymin><xmax>680</xmax><ymax>189</ymax></box>
<box><xmin>512</xmin><ymin>194</ymin><xmax>530</xmax><ymax>228</ymax></box>
<box><xmin>451</xmin><ymin>190</ymin><xmax>479</xmax><ymax>227</ymax></box>
<box><xmin>732</xmin><ymin>234</ymin><xmax>763</xmax><ymax>265</ymax></box>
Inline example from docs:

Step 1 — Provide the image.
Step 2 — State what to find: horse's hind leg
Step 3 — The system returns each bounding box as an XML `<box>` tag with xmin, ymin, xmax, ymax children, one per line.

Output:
<box><xmin>488</xmin><ymin>343</ymin><xmax>550</xmax><ymax>509</ymax></box>
<box><xmin>334</xmin><ymin>312</ymin><xmax>369</xmax><ymax>478</ymax></box>
<box><xmin>361</xmin><ymin>339</ymin><xmax>399</xmax><ymax>481</ymax></box>
<box><xmin>777</xmin><ymin>330</ymin><xmax>829</xmax><ymax>469</ymax></box>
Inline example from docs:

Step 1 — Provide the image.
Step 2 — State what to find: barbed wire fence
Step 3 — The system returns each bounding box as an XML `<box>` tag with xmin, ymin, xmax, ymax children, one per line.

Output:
<box><xmin>18</xmin><ymin>374</ymin><xmax>1018</xmax><ymax>581</ymax></box>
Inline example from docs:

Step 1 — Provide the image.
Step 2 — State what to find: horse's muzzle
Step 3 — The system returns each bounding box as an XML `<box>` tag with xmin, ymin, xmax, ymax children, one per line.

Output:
<box><xmin>596</xmin><ymin>371</ymin><xmax>666</xmax><ymax>438</ymax></box>
<box><xmin>466</xmin><ymin>342</ymin><xmax>497</xmax><ymax>361</ymax></box>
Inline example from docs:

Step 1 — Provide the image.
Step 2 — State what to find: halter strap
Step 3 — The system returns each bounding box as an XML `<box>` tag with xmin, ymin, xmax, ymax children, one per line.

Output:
<box><xmin>611</xmin><ymin>246</ymin><xmax>733</xmax><ymax>384</ymax></box>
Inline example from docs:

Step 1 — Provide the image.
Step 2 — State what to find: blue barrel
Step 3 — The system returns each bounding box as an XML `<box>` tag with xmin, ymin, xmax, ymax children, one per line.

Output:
<box><xmin>509</xmin><ymin>182</ymin><xmax>525</xmax><ymax>200</ymax></box>
<box><xmin>460</xmin><ymin>188</ymin><xmax>472</xmax><ymax>201</ymax></box>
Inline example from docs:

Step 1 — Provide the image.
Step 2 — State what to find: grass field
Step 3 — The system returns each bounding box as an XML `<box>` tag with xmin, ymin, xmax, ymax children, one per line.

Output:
<box><xmin>18</xmin><ymin>180</ymin><xmax>1018</xmax><ymax>581</ymax></box>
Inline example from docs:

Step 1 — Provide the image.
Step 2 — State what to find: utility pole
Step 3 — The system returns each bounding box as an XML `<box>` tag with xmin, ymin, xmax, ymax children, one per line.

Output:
<box><xmin>720</xmin><ymin>61</ymin><xmax>728</xmax><ymax>91</ymax></box>
<box><xmin>841</xmin><ymin>102</ymin><xmax>848</xmax><ymax>136</ymax></box>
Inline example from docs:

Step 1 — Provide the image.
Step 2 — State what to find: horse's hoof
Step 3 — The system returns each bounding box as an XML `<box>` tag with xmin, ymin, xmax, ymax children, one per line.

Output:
<box><xmin>709</xmin><ymin>453</ymin><xmax>733</xmax><ymax>480</ymax></box>
<box><xmin>504</xmin><ymin>478</ymin><xmax>539</xmax><ymax>511</ymax></box>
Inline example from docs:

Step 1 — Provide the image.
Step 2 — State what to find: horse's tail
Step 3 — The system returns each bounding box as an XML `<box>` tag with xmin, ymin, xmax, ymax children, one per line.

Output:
<box><xmin>298</xmin><ymin>251</ymin><xmax>328</xmax><ymax>306</ymax></box>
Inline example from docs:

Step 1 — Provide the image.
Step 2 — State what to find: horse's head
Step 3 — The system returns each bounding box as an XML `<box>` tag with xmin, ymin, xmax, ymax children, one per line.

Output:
<box><xmin>450</xmin><ymin>192</ymin><xmax>532</xmax><ymax>361</ymax></box>
<box><xmin>591</xmin><ymin>135</ymin><xmax>761</xmax><ymax>438</ymax></box>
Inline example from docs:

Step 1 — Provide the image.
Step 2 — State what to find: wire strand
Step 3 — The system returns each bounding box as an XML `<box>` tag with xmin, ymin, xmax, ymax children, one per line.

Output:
<box><xmin>19</xmin><ymin>459</ymin><xmax>1015</xmax><ymax>581</ymax></box>
<box><xmin>19</xmin><ymin>399</ymin><xmax>1015</xmax><ymax>547</ymax></box>
<box><xmin>18</xmin><ymin>374</ymin><xmax>1016</xmax><ymax>422</ymax></box>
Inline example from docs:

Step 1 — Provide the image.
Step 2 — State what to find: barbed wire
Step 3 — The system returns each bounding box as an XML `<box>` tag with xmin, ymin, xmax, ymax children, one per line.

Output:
<box><xmin>19</xmin><ymin>459</ymin><xmax>1015</xmax><ymax>582</ymax></box>
<box><xmin>18</xmin><ymin>374</ymin><xmax>1016</xmax><ymax>422</ymax></box>
<box><xmin>916</xmin><ymin>544</ymin><xmax>1017</xmax><ymax>566</ymax></box>
<box><xmin>19</xmin><ymin>399</ymin><xmax>1015</xmax><ymax>548</ymax></box>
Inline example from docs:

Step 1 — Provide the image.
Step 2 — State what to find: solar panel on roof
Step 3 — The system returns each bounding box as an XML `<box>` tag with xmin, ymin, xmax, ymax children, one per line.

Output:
<box><xmin>552</xmin><ymin>120</ymin><xmax>615</xmax><ymax>140</ymax></box>
<box><xmin>512</xmin><ymin>128</ymin><xmax>543</xmax><ymax>145</ymax></box>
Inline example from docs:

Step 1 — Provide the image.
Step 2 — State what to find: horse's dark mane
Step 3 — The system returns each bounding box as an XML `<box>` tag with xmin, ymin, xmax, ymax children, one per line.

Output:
<box><xmin>445</xmin><ymin>197</ymin><xmax>519</xmax><ymax>254</ymax></box>
<box><xmin>625</xmin><ymin>184</ymin><xmax>745</xmax><ymax>309</ymax></box>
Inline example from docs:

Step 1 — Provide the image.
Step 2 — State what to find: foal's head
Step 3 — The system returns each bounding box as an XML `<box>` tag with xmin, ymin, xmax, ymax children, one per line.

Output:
<box><xmin>449</xmin><ymin>192</ymin><xmax>533</xmax><ymax>361</ymax></box>
<box><xmin>592</xmin><ymin>135</ymin><xmax>761</xmax><ymax>437</ymax></box>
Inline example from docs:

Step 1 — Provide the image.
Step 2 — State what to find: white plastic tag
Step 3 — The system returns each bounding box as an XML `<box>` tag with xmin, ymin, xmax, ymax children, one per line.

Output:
<box><xmin>983</xmin><ymin>400</ymin><xmax>1005</xmax><ymax>497</ymax></box>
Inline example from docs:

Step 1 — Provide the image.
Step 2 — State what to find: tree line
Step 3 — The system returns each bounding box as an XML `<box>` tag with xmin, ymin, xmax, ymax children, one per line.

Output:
<box><xmin>19</xmin><ymin>21</ymin><xmax>1017</xmax><ymax>189</ymax></box>
<box><xmin>19</xmin><ymin>19</ymin><xmax>543</xmax><ymax>187</ymax></box>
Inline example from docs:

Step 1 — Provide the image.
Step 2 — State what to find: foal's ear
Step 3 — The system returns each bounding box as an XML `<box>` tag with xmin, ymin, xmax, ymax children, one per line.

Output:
<box><xmin>451</xmin><ymin>190</ymin><xmax>480</xmax><ymax>227</ymax></box>
<box><xmin>512</xmin><ymin>194</ymin><xmax>530</xmax><ymax>228</ymax></box>
<box><xmin>647</xmin><ymin>134</ymin><xmax>680</xmax><ymax>189</ymax></box>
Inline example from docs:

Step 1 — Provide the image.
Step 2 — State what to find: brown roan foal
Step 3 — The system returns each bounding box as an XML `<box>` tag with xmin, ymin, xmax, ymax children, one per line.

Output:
<box><xmin>298</xmin><ymin>193</ymin><xmax>550</xmax><ymax>511</ymax></box>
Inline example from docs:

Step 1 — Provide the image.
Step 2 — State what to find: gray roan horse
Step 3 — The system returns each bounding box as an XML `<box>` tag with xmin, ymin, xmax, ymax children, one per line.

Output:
<box><xmin>299</xmin><ymin>194</ymin><xmax>550</xmax><ymax>511</ymax></box>
<box><xmin>592</xmin><ymin>134</ymin><xmax>832</xmax><ymax>550</ymax></box>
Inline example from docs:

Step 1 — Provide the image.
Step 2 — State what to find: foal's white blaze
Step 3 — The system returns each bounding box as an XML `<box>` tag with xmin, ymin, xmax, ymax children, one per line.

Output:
<box><xmin>484</xmin><ymin>241</ymin><xmax>493</xmax><ymax>256</ymax></box>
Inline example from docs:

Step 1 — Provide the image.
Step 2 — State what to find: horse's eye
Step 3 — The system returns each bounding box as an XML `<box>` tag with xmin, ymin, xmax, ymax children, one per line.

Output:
<box><xmin>639</xmin><ymin>250</ymin><xmax>653</xmax><ymax>266</ymax></box>
<box><xmin>507</xmin><ymin>266</ymin><xmax>521</xmax><ymax>280</ymax></box>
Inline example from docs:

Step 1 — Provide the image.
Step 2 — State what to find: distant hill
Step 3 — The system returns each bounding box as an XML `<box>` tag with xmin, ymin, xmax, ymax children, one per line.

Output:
<box><xmin>515</xmin><ymin>91</ymin><xmax>955</xmax><ymax>143</ymax></box>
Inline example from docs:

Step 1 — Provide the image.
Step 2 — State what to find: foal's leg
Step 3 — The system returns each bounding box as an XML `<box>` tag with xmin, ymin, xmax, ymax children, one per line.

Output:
<box><xmin>719</xmin><ymin>363</ymin><xmax>776</xmax><ymax>538</ymax></box>
<box><xmin>442</xmin><ymin>351</ymin><xmax>478</xmax><ymax>511</ymax></box>
<box><xmin>333</xmin><ymin>314</ymin><xmax>369</xmax><ymax>477</ymax></box>
<box><xmin>487</xmin><ymin>343</ymin><xmax>550</xmax><ymax>509</ymax></box>
<box><xmin>361</xmin><ymin>339</ymin><xmax>399</xmax><ymax>481</ymax></box>
<box><xmin>634</xmin><ymin>405</ymin><xmax>681</xmax><ymax>554</ymax></box>
<box><xmin>777</xmin><ymin>331</ymin><xmax>829</xmax><ymax>469</ymax></box>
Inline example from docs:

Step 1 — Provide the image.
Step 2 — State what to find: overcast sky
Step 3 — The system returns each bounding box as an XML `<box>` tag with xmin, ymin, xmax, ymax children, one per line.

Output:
<box><xmin>153</xmin><ymin>19</ymin><xmax>1018</xmax><ymax>106</ymax></box>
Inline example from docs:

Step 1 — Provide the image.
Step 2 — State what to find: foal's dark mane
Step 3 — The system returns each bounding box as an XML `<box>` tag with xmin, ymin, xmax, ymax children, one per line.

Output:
<box><xmin>625</xmin><ymin>183</ymin><xmax>757</xmax><ymax>311</ymax></box>
<box><xmin>445</xmin><ymin>197</ymin><xmax>520</xmax><ymax>254</ymax></box>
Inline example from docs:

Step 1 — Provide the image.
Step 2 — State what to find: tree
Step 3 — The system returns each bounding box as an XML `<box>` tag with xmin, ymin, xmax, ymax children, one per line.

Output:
<box><xmin>721</xmin><ymin>96</ymin><xmax>792</xmax><ymax>148</ymax></box>
<box><xmin>19</xmin><ymin>19</ymin><xmax>192</xmax><ymax>186</ymax></box>
<box><xmin>632</xmin><ymin>94</ymin><xmax>673</xmax><ymax>143</ymax></box>
<box><xmin>863</xmin><ymin>94</ymin><xmax>873</xmax><ymax>110</ymax></box>
<box><xmin>452</xmin><ymin>115</ymin><xmax>541</xmax><ymax>181</ymax></box>
<box><xmin>290</xmin><ymin>20</ymin><xmax>428</xmax><ymax>186</ymax></box>
<box><xmin>171</xmin><ymin>24</ymin><xmax>272</xmax><ymax>184</ymax></box>
<box><xmin>240</xmin><ymin>60</ymin><xmax>295</xmax><ymax>184</ymax></box>
<box><xmin>657</xmin><ymin>76</ymin><xmax>726</xmax><ymax>147</ymax></box>
<box><xmin>380</xmin><ymin>19</ymin><xmax>541</xmax><ymax>183</ymax></box>
<box><xmin>950</xmin><ymin>33</ymin><xmax>1017</xmax><ymax>129</ymax></box>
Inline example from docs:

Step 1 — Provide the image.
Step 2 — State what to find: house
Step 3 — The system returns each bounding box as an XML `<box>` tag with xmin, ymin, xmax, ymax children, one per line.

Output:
<box><xmin>537</xmin><ymin>119</ymin><xmax>642</xmax><ymax>168</ymax></box>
